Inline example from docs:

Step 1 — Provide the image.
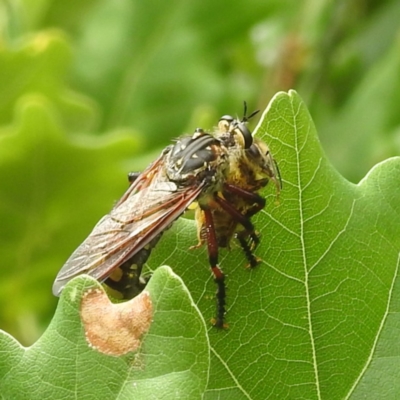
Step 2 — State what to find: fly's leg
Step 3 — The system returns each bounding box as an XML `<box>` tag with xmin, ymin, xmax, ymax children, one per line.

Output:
<box><xmin>213</xmin><ymin>195</ymin><xmax>260</xmax><ymax>267</ymax></box>
<box><xmin>220</xmin><ymin>184</ymin><xmax>267</xmax><ymax>267</ymax></box>
<box><xmin>128</xmin><ymin>171</ymin><xmax>141</xmax><ymax>184</ymax></box>
<box><xmin>235</xmin><ymin>231</ymin><xmax>261</xmax><ymax>268</ymax></box>
<box><xmin>223</xmin><ymin>183</ymin><xmax>266</xmax><ymax>217</ymax></box>
<box><xmin>202</xmin><ymin>208</ymin><xmax>227</xmax><ymax>328</ymax></box>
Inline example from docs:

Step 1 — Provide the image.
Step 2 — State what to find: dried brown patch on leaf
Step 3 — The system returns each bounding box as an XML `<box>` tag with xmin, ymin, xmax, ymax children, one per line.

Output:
<box><xmin>80</xmin><ymin>289</ymin><xmax>153</xmax><ymax>356</ymax></box>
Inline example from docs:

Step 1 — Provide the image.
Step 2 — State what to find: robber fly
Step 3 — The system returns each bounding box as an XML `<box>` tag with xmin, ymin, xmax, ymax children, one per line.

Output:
<box><xmin>192</xmin><ymin>110</ymin><xmax>282</xmax><ymax>326</ymax></box>
<box><xmin>196</xmin><ymin>115</ymin><xmax>281</xmax><ymax>253</ymax></box>
<box><xmin>52</xmin><ymin>129</ymin><xmax>229</xmax><ymax>296</ymax></box>
<box><xmin>194</xmin><ymin>138</ymin><xmax>281</xmax><ymax>257</ymax></box>
<box><xmin>53</xmin><ymin>105</ymin><xmax>280</xmax><ymax>328</ymax></box>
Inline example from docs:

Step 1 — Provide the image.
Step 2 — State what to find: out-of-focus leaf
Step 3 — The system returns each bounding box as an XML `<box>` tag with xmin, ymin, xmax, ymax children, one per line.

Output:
<box><xmin>70</xmin><ymin>0</ymin><xmax>305</xmax><ymax>146</ymax></box>
<box><xmin>319</xmin><ymin>38</ymin><xmax>400</xmax><ymax>182</ymax></box>
<box><xmin>0</xmin><ymin>31</ymin><xmax>98</xmax><ymax>132</ymax></box>
<box><xmin>0</xmin><ymin>93</ymin><xmax>141</xmax><ymax>344</ymax></box>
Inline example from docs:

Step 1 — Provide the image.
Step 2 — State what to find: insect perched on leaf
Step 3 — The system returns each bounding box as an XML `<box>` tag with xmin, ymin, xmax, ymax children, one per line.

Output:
<box><xmin>191</xmin><ymin>108</ymin><xmax>282</xmax><ymax>327</ymax></box>
<box><xmin>53</xmin><ymin>104</ymin><xmax>281</xmax><ymax>328</ymax></box>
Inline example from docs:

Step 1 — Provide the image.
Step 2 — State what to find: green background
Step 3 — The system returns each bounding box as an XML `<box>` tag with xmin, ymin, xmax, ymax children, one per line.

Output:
<box><xmin>1</xmin><ymin>0</ymin><xmax>400</xmax><ymax>350</ymax></box>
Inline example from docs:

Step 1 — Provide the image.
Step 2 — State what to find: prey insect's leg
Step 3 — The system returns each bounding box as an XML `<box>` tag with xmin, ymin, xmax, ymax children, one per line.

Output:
<box><xmin>202</xmin><ymin>208</ymin><xmax>227</xmax><ymax>328</ymax></box>
<box><xmin>214</xmin><ymin>193</ymin><xmax>261</xmax><ymax>267</ymax></box>
<box><xmin>214</xmin><ymin>195</ymin><xmax>259</xmax><ymax>246</ymax></box>
<box><xmin>223</xmin><ymin>183</ymin><xmax>266</xmax><ymax>217</ymax></box>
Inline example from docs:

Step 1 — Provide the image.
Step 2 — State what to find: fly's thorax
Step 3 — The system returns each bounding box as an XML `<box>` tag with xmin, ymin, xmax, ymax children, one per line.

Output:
<box><xmin>166</xmin><ymin>129</ymin><xmax>229</xmax><ymax>187</ymax></box>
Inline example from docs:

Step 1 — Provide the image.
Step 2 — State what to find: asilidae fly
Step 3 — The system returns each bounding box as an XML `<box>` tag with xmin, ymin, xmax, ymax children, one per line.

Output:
<box><xmin>53</xmin><ymin>106</ymin><xmax>280</xmax><ymax>328</ymax></box>
<box><xmin>192</xmin><ymin>110</ymin><xmax>282</xmax><ymax>327</ymax></box>
<box><xmin>52</xmin><ymin>130</ymin><xmax>229</xmax><ymax>298</ymax></box>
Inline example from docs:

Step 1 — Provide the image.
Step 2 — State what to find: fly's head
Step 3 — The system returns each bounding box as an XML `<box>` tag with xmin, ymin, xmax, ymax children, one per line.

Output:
<box><xmin>217</xmin><ymin>102</ymin><xmax>260</xmax><ymax>150</ymax></box>
<box><xmin>166</xmin><ymin>128</ymin><xmax>228</xmax><ymax>186</ymax></box>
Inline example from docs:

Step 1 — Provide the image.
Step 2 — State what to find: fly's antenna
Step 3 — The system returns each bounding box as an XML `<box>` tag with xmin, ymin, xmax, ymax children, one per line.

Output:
<box><xmin>242</xmin><ymin>101</ymin><xmax>259</xmax><ymax>123</ymax></box>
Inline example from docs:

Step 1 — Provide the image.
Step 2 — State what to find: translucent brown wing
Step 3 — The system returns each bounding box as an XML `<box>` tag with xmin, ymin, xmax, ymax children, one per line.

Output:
<box><xmin>52</xmin><ymin>149</ymin><xmax>205</xmax><ymax>295</ymax></box>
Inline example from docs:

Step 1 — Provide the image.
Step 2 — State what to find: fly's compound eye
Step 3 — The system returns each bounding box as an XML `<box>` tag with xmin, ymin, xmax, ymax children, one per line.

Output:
<box><xmin>218</xmin><ymin>115</ymin><xmax>234</xmax><ymax>133</ymax></box>
<box><xmin>233</xmin><ymin>122</ymin><xmax>253</xmax><ymax>149</ymax></box>
<box><xmin>247</xmin><ymin>139</ymin><xmax>271</xmax><ymax>163</ymax></box>
<box><xmin>246</xmin><ymin>143</ymin><xmax>261</xmax><ymax>158</ymax></box>
<box><xmin>219</xmin><ymin>115</ymin><xmax>235</xmax><ymax>123</ymax></box>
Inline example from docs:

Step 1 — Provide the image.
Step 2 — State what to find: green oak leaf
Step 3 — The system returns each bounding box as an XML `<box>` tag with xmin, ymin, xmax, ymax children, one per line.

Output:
<box><xmin>1</xmin><ymin>90</ymin><xmax>399</xmax><ymax>399</ymax></box>
<box><xmin>146</xmin><ymin>90</ymin><xmax>400</xmax><ymax>399</ymax></box>
<box><xmin>0</xmin><ymin>267</ymin><xmax>209</xmax><ymax>400</ymax></box>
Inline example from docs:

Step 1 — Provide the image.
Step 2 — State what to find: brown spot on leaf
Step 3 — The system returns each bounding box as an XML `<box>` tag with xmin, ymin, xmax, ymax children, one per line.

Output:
<box><xmin>80</xmin><ymin>288</ymin><xmax>153</xmax><ymax>356</ymax></box>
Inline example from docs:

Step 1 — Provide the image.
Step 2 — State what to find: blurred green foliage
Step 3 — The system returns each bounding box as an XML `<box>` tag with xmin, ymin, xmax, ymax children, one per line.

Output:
<box><xmin>0</xmin><ymin>0</ymin><xmax>399</xmax><ymax>345</ymax></box>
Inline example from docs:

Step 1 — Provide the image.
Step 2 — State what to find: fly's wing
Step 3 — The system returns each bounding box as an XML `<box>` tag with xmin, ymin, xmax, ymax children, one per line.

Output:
<box><xmin>113</xmin><ymin>146</ymin><xmax>172</xmax><ymax>208</ymax></box>
<box><xmin>52</xmin><ymin>150</ymin><xmax>204</xmax><ymax>296</ymax></box>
